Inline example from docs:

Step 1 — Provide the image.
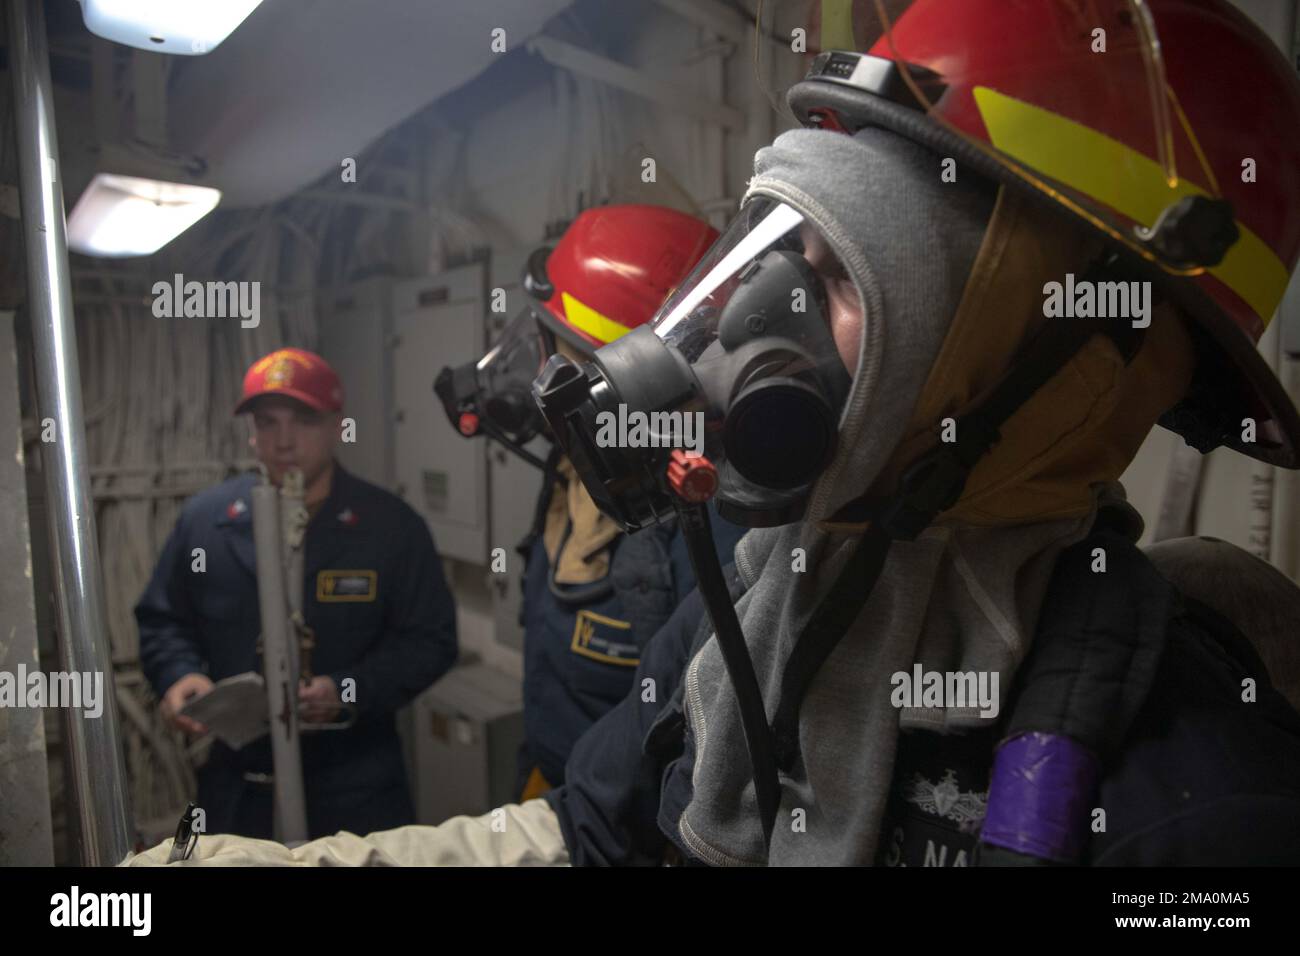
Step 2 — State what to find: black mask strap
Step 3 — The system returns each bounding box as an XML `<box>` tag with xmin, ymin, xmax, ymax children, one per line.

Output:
<box><xmin>674</xmin><ymin>500</ymin><xmax>782</xmax><ymax>849</ymax></box>
<box><xmin>767</xmin><ymin>521</ymin><xmax>895</xmax><ymax>774</ymax></box>
<box><xmin>478</xmin><ymin>418</ymin><xmax>549</xmax><ymax>470</ymax></box>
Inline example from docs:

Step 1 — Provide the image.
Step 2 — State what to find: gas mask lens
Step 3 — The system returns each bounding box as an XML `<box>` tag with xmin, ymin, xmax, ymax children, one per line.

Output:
<box><xmin>534</xmin><ymin>197</ymin><xmax>855</xmax><ymax>531</ymax></box>
<box><xmin>435</xmin><ymin>309</ymin><xmax>550</xmax><ymax>464</ymax></box>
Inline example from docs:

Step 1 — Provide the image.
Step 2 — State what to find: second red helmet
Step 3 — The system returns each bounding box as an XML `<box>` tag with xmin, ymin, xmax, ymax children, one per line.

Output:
<box><xmin>525</xmin><ymin>204</ymin><xmax>720</xmax><ymax>353</ymax></box>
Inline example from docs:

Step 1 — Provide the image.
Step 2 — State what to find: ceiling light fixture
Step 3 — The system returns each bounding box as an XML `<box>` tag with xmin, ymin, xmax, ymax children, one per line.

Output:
<box><xmin>76</xmin><ymin>0</ymin><xmax>265</xmax><ymax>55</ymax></box>
<box><xmin>66</xmin><ymin>173</ymin><xmax>221</xmax><ymax>258</ymax></box>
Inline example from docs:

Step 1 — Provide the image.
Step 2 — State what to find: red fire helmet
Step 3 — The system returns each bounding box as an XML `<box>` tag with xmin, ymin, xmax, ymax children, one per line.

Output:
<box><xmin>779</xmin><ymin>0</ymin><xmax>1300</xmax><ymax>466</ymax></box>
<box><xmin>524</xmin><ymin>204</ymin><xmax>720</xmax><ymax>352</ymax></box>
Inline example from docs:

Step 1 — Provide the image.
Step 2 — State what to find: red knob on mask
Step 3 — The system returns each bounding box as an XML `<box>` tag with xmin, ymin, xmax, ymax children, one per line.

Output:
<box><xmin>668</xmin><ymin>449</ymin><xmax>718</xmax><ymax>503</ymax></box>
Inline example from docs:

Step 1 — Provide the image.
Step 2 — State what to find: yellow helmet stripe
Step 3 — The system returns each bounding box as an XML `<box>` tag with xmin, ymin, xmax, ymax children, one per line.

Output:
<box><xmin>561</xmin><ymin>292</ymin><xmax>631</xmax><ymax>345</ymax></box>
<box><xmin>973</xmin><ymin>86</ymin><xmax>1289</xmax><ymax>327</ymax></box>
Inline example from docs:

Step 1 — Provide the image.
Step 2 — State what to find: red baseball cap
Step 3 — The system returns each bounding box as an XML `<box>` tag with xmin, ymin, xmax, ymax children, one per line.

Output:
<box><xmin>235</xmin><ymin>347</ymin><xmax>344</xmax><ymax>415</ymax></box>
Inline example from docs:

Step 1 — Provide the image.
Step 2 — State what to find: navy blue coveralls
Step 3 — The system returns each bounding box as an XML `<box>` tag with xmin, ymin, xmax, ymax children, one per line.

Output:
<box><xmin>518</xmin><ymin>462</ymin><xmax>745</xmax><ymax>792</ymax></box>
<box><xmin>136</xmin><ymin>465</ymin><xmax>458</xmax><ymax>839</ymax></box>
<box><xmin>546</xmin><ymin>515</ymin><xmax>1300</xmax><ymax>865</ymax></box>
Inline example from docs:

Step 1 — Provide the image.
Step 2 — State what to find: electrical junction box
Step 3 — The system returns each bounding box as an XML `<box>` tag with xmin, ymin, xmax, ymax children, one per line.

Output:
<box><xmin>401</xmin><ymin>658</ymin><xmax>524</xmax><ymax>824</ymax></box>
<box><xmin>318</xmin><ymin>277</ymin><xmax>398</xmax><ymax>489</ymax></box>
<box><xmin>392</xmin><ymin>266</ymin><xmax>490</xmax><ymax>563</ymax></box>
<box><xmin>321</xmin><ymin>259</ymin><xmax>545</xmax><ymax>653</ymax></box>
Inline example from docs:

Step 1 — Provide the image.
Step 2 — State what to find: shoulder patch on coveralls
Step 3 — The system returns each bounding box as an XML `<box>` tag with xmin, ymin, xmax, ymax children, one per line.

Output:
<box><xmin>570</xmin><ymin>609</ymin><xmax>639</xmax><ymax>666</ymax></box>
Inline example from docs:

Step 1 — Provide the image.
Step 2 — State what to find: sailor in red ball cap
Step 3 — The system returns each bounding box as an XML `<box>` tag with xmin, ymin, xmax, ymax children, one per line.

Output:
<box><xmin>135</xmin><ymin>347</ymin><xmax>458</xmax><ymax>839</ymax></box>
<box><xmin>235</xmin><ymin>347</ymin><xmax>345</xmax><ymax>502</ymax></box>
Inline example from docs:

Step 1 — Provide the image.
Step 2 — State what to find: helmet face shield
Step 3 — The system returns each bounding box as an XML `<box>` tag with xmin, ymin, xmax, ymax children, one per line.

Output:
<box><xmin>434</xmin><ymin>309</ymin><xmax>551</xmax><ymax>465</ymax></box>
<box><xmin>534</xmin><ymin>197</ymin><xmax>856</xmax><ymax>530</ymax></box>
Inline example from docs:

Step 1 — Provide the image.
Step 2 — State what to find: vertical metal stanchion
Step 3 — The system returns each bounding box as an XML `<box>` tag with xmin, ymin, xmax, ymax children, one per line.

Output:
<box><xmin>251</xmin><ymin>476</ymin><xmax>309</xmax><ymax>844</ymax></box>
<box><xmin>6</xmin><ymin>0</ymin><xmax>133</xmax><ymax>865</ymax></box>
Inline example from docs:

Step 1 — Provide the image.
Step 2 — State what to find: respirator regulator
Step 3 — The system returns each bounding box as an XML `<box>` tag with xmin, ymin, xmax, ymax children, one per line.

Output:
<box><xmin>533</xmin><ymin>198</ymin><xmax>853</xmax><ymax>531</ymax></box>
<box><xmin>435</xmin><ymin>308</ymin><xmax>552</xmax><ymax>469</ymax></box>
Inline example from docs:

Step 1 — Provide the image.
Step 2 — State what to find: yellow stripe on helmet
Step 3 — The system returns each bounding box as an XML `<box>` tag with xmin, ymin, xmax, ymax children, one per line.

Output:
<box><xmin>973</xmin><ymin>85</ymin><xmax>1289</xmax><ymax>327</ymax></box>
<box><xmin>561</xmin><ymin>292</ymin><xmax>631</xmax><ymax>345</ymax></box>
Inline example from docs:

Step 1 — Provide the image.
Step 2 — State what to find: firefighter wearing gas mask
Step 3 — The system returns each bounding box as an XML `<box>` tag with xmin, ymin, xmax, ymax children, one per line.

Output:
<box><xmin>129</xmin><ymin>0</ymin><xmax>1300</xmax><ymax>867</ymax></box>
<box><xmin>434</xmin><ymin>205</ymin><xmax>747</xmax><ymax>798</ymax></box>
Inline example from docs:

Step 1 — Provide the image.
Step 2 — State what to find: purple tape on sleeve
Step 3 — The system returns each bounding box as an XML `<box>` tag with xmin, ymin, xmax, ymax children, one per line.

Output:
<box><xmin>979</xmin><ymin>731</ymin><xmax>1100</xmax><ymax>863</ymax></box>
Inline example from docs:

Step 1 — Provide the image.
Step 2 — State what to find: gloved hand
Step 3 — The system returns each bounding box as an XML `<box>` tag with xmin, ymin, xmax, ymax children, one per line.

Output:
<box><xmin>121</xmin><ymin>799</ymin><xmax>569</xmax><ymax>867</ymax></box>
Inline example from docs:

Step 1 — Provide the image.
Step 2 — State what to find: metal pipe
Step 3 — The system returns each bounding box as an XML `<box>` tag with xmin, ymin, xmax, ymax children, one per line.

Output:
<box><xmin>250</xmin><ymin>482</ymin><xmax>308</xmax><ymax>843</ymax></box>
<box><xmin>6</xmin><ymin>0</ymin><xmax>134</xmax><ymax>866</ymax></box>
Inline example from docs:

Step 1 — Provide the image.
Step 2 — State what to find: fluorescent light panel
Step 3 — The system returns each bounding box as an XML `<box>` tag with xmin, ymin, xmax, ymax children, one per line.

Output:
<box><xmin>67</xmin><ymin>173</ymin><xmax>221</xmax><ymax>258</ymax></box>
<box><xmin>78</xmin><ymin>0</ymin><xmax>264</xmax><ymax>55</ymax></box>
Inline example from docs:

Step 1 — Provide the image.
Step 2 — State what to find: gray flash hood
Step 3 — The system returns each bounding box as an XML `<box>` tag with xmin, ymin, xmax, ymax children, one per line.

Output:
<box><xmin>677</xmin><ymin>126</ymin><xmax>1130</xmax><ymax>865</ymax></box>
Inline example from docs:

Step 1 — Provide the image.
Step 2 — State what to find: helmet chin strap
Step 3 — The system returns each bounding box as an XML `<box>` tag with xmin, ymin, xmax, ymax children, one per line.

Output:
<box><xmin>674</xmin><ymin>251</ymin><xmax>1149</xmax><ymax>850</ymax></box>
